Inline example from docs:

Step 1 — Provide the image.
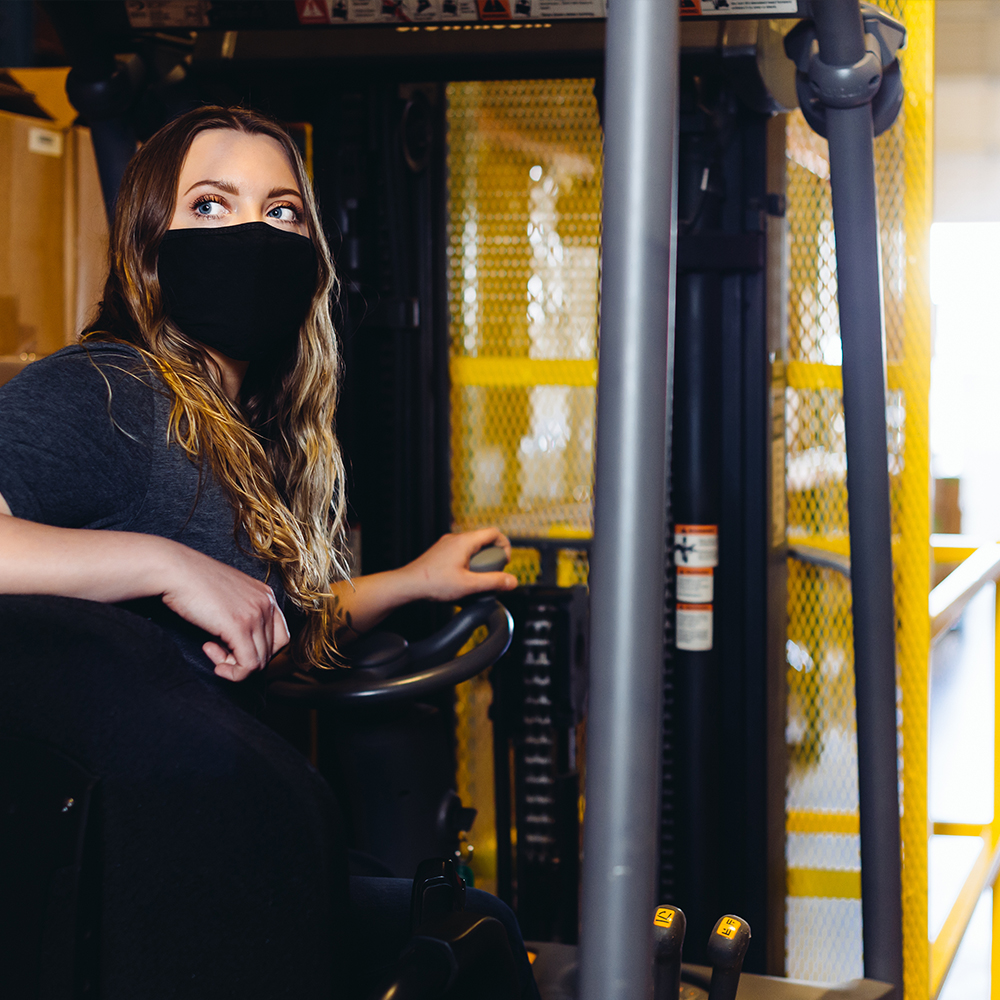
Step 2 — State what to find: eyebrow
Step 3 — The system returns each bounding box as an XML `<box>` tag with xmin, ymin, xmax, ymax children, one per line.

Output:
<box><xmin>182</xmin><ymin>179</ymin><xmax>303</xmax><ymax>200</ymax></box>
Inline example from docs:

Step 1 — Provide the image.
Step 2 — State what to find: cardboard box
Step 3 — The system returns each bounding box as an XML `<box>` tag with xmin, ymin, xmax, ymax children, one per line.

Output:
<box><xmin>0</xmin><ymin>68</ymin><xmax>108</xmax><ymax>383</ymax></box>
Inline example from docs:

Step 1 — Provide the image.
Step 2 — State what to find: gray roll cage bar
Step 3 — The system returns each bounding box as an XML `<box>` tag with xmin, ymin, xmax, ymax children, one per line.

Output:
<box><xmin>582</xmin><ymin>1</ymin><xmax>906</xmax><ymax>997</ymax></box>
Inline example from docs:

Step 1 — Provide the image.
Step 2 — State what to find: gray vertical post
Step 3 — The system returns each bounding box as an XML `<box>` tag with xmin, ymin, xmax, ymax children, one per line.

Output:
<box><xmin>578</xmin><ymin>1</ymin><xmax>678</xmax><ymax>999</ymax></box>
<box><xmin>811</xmin><ymin>1</ymin><xmax>904</xmax><ymax>991</ymax></box>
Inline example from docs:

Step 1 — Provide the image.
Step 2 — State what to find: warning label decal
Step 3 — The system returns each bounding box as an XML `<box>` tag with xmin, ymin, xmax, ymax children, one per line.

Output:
<box><xmin>677</xmin><ymin>604</ymin><xmax>713</xmax><ymax>652</ymax></box>
<box><xmin>478</xmin><ymin>0</ymin><xmax>513</xmax><ymax>17</ymax></box>
<box><xmin>677</xmin><ymin>566</ymin><xmax>713</xmax><ymax>604</ymax></box>
<box><xmin>680</xmin><ymin>0</ymin><xmax>797</xmax><ymax>16</ymax></box>
<box><xmin>674</xmin><ymin>524</ymin><xmax>719</xmax><ymax>568</ymax></box>
<box><xmin>294</xmin><ymin>0</ymin><xmax>601</xmax><ymax>22</ymax></box>
<box><xmin>126</xmin><ymin>1</ymin><xmax>210</xmax><ymax>28</ymax></box>
<box><xmin>479</xmin><ymin>0</ymin><xmax>605</xmax><ymax>16</ymax></box>
<box><xmin>296</xmin><ymin>0</ymin><xmax>480</xmax><ymax>22</ymax></box>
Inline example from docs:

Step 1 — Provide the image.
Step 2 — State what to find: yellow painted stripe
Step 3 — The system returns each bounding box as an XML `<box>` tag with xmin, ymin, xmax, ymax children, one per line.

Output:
<box><xmin>787</xmin><ymin>868</ymin><xmax>861</xmax><ymax>899</ymax></box>
<box><xmin>786</xmin><ymin>360</ymin><xmax>843</xmax><ymax>390</ymax></box>
<box><xmin>787</xmin><ymin>810</ymin><xmax>860</xmax><ymax>835</ymax></box>
<box><xmin>933</xmin><ymin>822</ymin><xmax>990</xmax><ymax>838</ymax></box>
<box><xmin>786</xmin><ymin>533</ymin><xmax>851</xmax><ymax>558</ymax></box>
<box><xmin>931</xmin><ymin>534</ymin><xmax>982</xmax><ymax>565</ymax></box>
<box><xmin>546</xmin><ymin>524</ymin><xmax>592</xmax><ymax>540</ymax></box>
<box><xmin>931</xmin><ymin>548</ymin><xmax>978</xmax><ymax>565</ymax></box>
<box><xmin>450</xmin><ymin>357</ymin><xmax>598</xmax><ymax>387</ymax></box>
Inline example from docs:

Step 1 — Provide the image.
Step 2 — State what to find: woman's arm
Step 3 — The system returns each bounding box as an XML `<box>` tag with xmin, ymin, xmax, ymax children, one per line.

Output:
<box><xmin>0</xmin><ymin>497</ymin><xmax>288</xmax><ymax>681</ymax></box>
<box><xmin>331</xmin><ymin>526</ymin><xmax>519</xmax><ymax>642</ymax></box>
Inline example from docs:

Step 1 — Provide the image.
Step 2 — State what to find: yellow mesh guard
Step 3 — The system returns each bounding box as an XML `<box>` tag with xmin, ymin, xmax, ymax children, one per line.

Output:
<box><xmin>447</xmin><ymin>80</ymin><xmax>602</xmax><ymax>891</ymax></box>
<box><xmin>447</xmin><ymin>79</ymin><xmax>602</xmax><ymax>539</ymax></box>
<box><xmin>784</xmin><ymin>4</ymin><xmax>932</xmax><ymax>994</ymax></box>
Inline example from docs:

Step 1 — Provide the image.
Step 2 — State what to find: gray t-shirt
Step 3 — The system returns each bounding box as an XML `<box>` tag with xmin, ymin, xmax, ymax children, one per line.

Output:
<box><xmin>0</xmin><ymin>342</ymin><xmax>284</xmax><ymax>682</ymax></box>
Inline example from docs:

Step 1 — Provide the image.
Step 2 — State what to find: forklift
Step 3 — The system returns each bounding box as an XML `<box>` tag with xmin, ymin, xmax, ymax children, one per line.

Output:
<box><xmin>0</xmin><ymin>1</ymin><xmax>908</xmax><ymax>996</ymax></box>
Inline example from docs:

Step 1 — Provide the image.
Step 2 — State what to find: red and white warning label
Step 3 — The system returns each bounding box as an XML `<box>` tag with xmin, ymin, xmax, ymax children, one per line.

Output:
<box><xmin>674</xmin><ymin>524</ymin><xmax>719</xmax><ymax>568</ymax></box>
<box><xmin>677</xmin><ymin>603</ymin><xmax>713</xmax><ymax>652</ymax></box>
<box><xmin>680</xmin><ymin>0</ymin><xmax>797</xmax><ymax>15</ymax></box>
<box><xmin>292</xmin><ymin>0</ymin><xmax>596</xmax><ymax>26</ymax></box>
<box><xmin>296</xmin><ymin>0</ymin><xmax>601</xmax><ymax>21</ymax></box>
<box><xmin>479</xmin><ymin>0</ymin><xmax>606</xmax><ymax>17</ymax></box>
<box><xmin>477</xmin><ymin>0</ymin><xmax>513</xmax><ymax>15</ymax></box>
<box><xmin>297</xmin><ymin>0</ymin><xmax>479</xmax><ymax>23</ymax></box>
<box><xmin>677</xmin><ymin>566</ymin><xmax>713</xmax><ymax>604</ymax></box>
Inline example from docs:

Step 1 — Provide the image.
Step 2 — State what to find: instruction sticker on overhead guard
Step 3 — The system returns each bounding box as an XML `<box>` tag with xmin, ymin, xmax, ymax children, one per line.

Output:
<box><xmin>299</xmin><ymin>0</ymin><xmax>479</xmax><ymax>22</ymax></box>
<box><xmin>676</xmin><ymin>566</ymin><xmax>713</xmax><ymax>603</ymax></box>
<box><xmin>677</xmin><ymin>604</ymin><xmax>713</xmax><ymax>652</ymax></box>
<box><xmin>680</xmin><ymin>0</ymin><xmax>797</xmax><ymax>16</ymax></box>
<box><xmin>516</xmin><ymin>0</ymin><xmax>607</xmax><ymax>16</ymax></box>
<box><xmin>674</xmin><ymin>525</ymin><xmax>718</xmax><ymax>568</ymax></box>
<box><xmin>479</xmin><ymin>0</ymin><xmax>605</xmax><ymax>17</ymax></box>
<box><xmin>126</xmin><ymin>0</ymin><xmax>211</xmax><ymax>28</ymax></box>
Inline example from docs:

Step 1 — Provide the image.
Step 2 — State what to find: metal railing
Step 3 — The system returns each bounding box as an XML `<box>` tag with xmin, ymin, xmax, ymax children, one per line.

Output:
<box><xmin>788</xmin><ymin>535</ymin><xmax>1000</xmax><ymax>997</ymax></box>
<box><xmin>928</xmin><ymin>535</ymin><xmax>1000</xmax><ymax>999</ymax></box>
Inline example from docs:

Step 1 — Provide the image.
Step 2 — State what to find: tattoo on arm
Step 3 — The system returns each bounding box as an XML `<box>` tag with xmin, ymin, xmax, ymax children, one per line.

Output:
<box><xmin>330</xmin><ymin>593</ymin><xmax>358</xmax><ymax>643</ymax></box>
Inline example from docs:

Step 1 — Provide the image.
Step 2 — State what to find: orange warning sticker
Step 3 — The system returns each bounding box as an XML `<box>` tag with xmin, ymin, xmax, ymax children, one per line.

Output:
<box><xmin>654</xmin><ymin>907</ymin><xmax>676</xmax><ymax>928</ymax></box>
<box><xmin>674</xmin><ymin>525</ymin><xmax>719</xmax><ymax>568</ymax></box>
<box><xmin>676</xmin><ymin>603</ymin><xmax>713</xmax><ymax>652</ymax></box>
<box><xmin>717</xmin><ymin>917</ymin><xmax>742</xmax><ymax>938</ymax></box>
<box><xmin>478</xmin><ymin>0</ymin><xmax>512</xmax><ymax>17</ymax></box>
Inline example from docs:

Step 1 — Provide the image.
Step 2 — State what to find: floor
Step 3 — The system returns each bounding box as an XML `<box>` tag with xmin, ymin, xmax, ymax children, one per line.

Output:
<box><xmin>931</xmin><ymin>584</ymin><xmax>995</xmax><ymax>999</ymax></box>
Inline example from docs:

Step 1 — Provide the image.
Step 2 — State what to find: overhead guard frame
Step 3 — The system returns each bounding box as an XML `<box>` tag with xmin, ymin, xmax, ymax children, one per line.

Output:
<box><xmin>581</xmin><ymin>0</ymin><xmax>903</xmax><ymax>997</ymax></box>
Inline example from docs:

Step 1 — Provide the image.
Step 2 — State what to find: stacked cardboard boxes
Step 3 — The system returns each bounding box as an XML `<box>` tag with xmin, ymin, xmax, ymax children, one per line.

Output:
<box><xmin>0</xmin><ymin>68</ymin><xmax>108</xmax><ymax>386</ymax></box>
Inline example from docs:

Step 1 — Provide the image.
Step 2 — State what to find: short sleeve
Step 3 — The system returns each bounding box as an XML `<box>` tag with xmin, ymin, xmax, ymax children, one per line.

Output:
<box><xmin>0</xmin><ymin>345</ymin><xmax>155</xmax><ymax>529</ymax></box>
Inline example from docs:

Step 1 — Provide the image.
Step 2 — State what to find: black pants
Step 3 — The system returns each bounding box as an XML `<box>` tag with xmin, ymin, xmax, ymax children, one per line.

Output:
<box><xmin>0</xmin><ymin>596</ymin><xmax>539</xmax><ymax>999</ymax></box>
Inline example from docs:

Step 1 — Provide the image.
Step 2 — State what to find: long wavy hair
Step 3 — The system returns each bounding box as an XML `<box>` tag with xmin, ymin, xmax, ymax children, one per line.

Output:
<box><xmin>83</xmin><ymin>105</ymin><xmax>348</xmax><ymax>669</ymax></box>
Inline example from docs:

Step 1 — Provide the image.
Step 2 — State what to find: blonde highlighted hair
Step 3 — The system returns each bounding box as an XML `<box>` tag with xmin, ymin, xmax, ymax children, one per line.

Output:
<box><xmin>84</xmin><ymin>105</ymin><xmax>348</xmax><ymax>669</ymax></box>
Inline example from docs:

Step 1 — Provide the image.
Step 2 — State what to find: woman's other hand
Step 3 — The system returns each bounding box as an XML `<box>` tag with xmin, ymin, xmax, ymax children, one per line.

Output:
<box><xmin>401</xmin><ymin>527</ymin><xmax>518</xmax><ymax>602</ymax></box>
<box><xmin>0</xmin><ymin>514</ymin><xmax>289</xmax><ymax>682</ymax></box>
<box><xmin>159</xmin><ymin>543</ymin><xmax>290</xmax><ymax>681</ymax></box>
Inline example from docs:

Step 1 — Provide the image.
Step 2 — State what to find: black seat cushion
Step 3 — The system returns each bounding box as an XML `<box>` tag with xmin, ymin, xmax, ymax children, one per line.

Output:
<box><xmin>0</xmin><ymin>736</ymin><xmax>100</xmax><ymax>1000</ymax></box>
<box><xmin>0</xmin><ymin>595</ymin><xmax>351</xmax><ymax>1000</ymax></box>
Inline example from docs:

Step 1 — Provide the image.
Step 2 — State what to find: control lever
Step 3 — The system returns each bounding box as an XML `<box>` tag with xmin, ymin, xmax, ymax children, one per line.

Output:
<box><xmin>410</xmin><ymin>857</ymin><xmax>467</xmax><ymax>933</ymax></box>
<box><xmin>706</xmin><ymin>914</ymin><xmax>751</xmax><ymax>1000</ymax></box>
<box><xmin>469</xmin><ymin>545</ymin><xmax>509</xmax><ymax>574</ymax></box>
<box><xmin>652</xmin><ymin>904</ymin><xmax>686</xmax><ymax>1000</ymax></box>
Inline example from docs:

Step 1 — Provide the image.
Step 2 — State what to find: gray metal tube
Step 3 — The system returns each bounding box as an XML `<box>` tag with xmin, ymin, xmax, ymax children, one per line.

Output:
<box><xmin>578</xmin><ymin>2</ymin><xmax>678</xmax><ymax>999</ymax></box>
<box><xmin>813</xmin><ymin>1</ymin><xmax>904</xmax><ymax>991</ymax></box>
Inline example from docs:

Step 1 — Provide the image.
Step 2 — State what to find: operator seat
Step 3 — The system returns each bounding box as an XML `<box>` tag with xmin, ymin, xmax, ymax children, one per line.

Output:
<box><xmin>0</xmin><ymin>594</ymin><xmax>519</xmax><ymax>1000</ymax></box>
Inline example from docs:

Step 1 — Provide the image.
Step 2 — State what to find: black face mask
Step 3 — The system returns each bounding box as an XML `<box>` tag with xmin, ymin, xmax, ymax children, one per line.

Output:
<box><xmin>157</xmin><ymin>222</ymin><xmax>319</xmax><ymax>363</ymax></box>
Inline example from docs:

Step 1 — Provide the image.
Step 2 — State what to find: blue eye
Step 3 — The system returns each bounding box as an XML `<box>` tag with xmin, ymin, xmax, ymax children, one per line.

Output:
<box><xmin>267</xmin><ymin>204</ymin><xmax>299</xmax><ymax>223</ymax></box>
<box><xmin>193</xmin><ymin>197</ymin><xmax>225</xmax><ymax>217</ymax></box>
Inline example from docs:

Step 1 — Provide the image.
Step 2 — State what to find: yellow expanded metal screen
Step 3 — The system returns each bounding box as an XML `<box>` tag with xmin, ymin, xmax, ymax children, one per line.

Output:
<box><xmin>447</xmin><ymin>80</ymin><xmax>603</xmax><ymax>890</ymax></box>
<box><xmin>784</xmin><ymin>3</ymin><xmax>933</xmax><ymax>995</ymax></box>
<box><xmin>447</xmin><ymin>79</ymin><xmax>602</xmax><ymax>543</ymax></box>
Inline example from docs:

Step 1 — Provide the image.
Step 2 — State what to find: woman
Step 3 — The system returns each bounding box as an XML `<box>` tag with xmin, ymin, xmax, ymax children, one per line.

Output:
<box><xmin>0</xmin><ymin>106</ymin><xmax>529</xmax><ymax>998</ymax></box>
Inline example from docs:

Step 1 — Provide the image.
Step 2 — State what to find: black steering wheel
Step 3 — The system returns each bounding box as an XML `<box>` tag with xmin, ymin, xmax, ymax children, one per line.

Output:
<box><xmin>267</xmin><ymin>546</ymin><xmax>514</xmax><ymax>708</ymax></box>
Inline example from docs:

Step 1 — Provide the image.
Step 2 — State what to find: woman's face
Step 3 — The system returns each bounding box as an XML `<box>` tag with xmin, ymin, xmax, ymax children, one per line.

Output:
<box><xmin>168</xmin><ymin>129</ymin><xmax>308</xmax><ymax>236</ymax></box>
